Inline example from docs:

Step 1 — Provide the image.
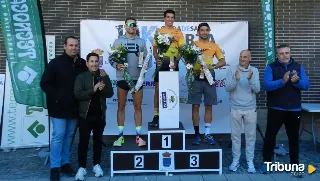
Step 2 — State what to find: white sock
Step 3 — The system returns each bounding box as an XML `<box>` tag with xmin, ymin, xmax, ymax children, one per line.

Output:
<box><xmin>205</xmin><ymin>123</ymin><xmax>211</xmax><ymax>135</ymax></box>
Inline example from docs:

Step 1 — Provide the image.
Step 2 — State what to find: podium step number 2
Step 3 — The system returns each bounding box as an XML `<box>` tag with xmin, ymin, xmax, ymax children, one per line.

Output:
<box><xmin>134</xmin><ymin>155</ymin><xmax>144</xmax><ymax>169</ymax></box>
<box><xmin>111</xmin><ymin>151</ymin><xmax>160</xmax><ymax>177</ymax></box>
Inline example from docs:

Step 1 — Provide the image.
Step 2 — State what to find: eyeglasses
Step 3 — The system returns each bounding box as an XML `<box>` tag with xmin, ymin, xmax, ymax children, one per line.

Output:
<box><xmin>126</xmin><ymin>22</ymin><xmax>137</xmax><ymax>27</ymax></box>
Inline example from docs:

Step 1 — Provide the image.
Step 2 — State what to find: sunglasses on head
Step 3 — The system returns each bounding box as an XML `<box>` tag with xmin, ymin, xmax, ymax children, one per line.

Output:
<box><xmin>126</xmin><ymin>22</ymin><xmax>137</xmax><ymax>27</ymax></box>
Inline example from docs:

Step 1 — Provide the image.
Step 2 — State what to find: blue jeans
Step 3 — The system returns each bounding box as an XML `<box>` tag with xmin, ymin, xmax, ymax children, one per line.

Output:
<box><xmin>50</xmin><ymin>117</ymin><xmax>77</xmax><ymax>168</ymax></box>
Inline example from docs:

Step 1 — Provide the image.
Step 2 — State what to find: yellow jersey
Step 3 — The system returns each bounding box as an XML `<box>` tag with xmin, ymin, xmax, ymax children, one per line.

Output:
<box><xmin>152</xmin><ymin>27</ymin><xmax>184</xmax><ymax>57</ymax></box>
<box><xmin>193</xmin><ymin>40</ymin><xmax>224</xmax><ymax>72</ymax></box>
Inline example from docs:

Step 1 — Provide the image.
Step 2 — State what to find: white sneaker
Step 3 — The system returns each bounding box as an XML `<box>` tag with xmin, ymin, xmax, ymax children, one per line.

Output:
<box><xmin>136</xmin><ymin>137</ymin><xmax>146</xmax><ymax>147</ymax></box>
<box><xmin>247</xmin><ymin>161</ymin><xmax>256</xmax><ymax>173</ymax></box>
<box><xmin>75</xmin><ymin>167</ymin><xmax>87</xmax><ymax>181</ymax></box>
<box><xmin>93</xmin><ymin>164</ymin><xmax>103</xmax><ymax>177</ymax></box>
<box><xmin>113</xmin><ymin>136</ymin><xmax>124</xmax><ymax>147</ymax></box>
<box><xmin>228</xmin><ymin>161</ymin><xmax>240</xmax><ymax>172</ymax></box>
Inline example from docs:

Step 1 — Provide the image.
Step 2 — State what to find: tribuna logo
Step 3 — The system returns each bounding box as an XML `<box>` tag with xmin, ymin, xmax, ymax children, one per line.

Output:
<box><xmin>265</xmin><ymin>162</ymin><xmax>305</xmax><ymax>173</ymax></box>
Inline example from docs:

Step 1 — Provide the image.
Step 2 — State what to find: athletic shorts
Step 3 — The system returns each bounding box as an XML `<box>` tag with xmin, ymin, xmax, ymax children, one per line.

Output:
<box><xmin>117</xmin><ymin>80</ymin><xmax>143</xmax><ymax>91</ymax></box>
<box><xmin>187</xmin><ymin>72</ymin><xmax>217</xmax><ymax>105</ymax></box>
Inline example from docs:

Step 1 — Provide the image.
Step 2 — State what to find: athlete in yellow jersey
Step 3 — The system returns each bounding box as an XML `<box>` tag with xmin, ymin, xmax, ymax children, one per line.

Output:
<box><xmin>188</xmin><ymin>23</ymin><xmax>226</xmax><ymax>145</ymax></box>
<box><xmin>149</xmin><ymin>9</ymin><xmax>184</xmax><ymax>127</ymax></box>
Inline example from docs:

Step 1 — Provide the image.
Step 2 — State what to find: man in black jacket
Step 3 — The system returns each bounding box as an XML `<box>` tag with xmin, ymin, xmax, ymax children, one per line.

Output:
<box><xmin>74</xmin><ymin>53</ymin><xmax>113</xmax><ymax>180</ymax></box>
<box><xmin>40</xmin><ymin>36</ymin><xmax>106</xmax><ymax>181</ymax></box>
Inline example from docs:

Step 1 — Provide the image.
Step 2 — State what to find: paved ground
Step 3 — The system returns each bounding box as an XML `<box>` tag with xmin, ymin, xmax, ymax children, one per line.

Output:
<box><xmin>1</xmin><ymin>116</ymin><xmax>320</xmax><ymax>181</ymax></box>
<box><xmin>1</xmin><ymin>136</ymin><xmax>320</xmax><ymax>181</ymax></box>
<box><xmin>1</xmin><ymin>173</ymin><xmax>320</xmax><ymax>181</ymax></box>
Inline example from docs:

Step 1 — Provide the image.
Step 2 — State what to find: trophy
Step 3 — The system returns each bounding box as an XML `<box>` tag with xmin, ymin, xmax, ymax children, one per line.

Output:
<box><xmin>138</xmin><ymin>51</ymin><xmax>144</xmax><ymax>68</ymax></box>
<box><xmin>197</xmin><ymin>55</ymin><xmax>215</xmax><ymax>85</ymax></box>
<box><xmin>169</xmin><ymin>55</ymin><xmax>175</xmax><ymax>71</ymax></box>
<box><xmin>200</xmin><ymin>69</ymin><xmax>205</xmax><ymax>79</ymax></box>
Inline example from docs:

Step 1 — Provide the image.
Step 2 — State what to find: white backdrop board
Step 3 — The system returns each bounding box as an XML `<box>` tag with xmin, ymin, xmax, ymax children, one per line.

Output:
<box><xmin>80</xmin><ymin>20</ymin><xmax>248</xmax><ymax>135</ymax></box>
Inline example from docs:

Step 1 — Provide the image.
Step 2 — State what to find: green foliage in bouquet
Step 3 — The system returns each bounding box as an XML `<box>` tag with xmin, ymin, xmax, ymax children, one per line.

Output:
<box><xmin>179</xmin><ymin>44</ymin><xmax>202</xmax><ymax>94</ymax></box>
<box><xmin>153</xmin><ymin>29</ymin><xmax>174</xmax><ymax>77</ymax></box>
<box><xmin>108</xmin><ymin>44</ymin><xmax>136</xmax><ymax>91</ymax></box>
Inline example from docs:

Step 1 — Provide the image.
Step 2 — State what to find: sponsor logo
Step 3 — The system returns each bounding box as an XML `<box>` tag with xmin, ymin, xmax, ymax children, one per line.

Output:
<box><xmin>17</xmin><ymin>66</ymin><xmax>37</xmax><ymax>85</ymax></box>
<box><xmin>160</xmin><ymin>89</ymin><xmax>178</xmax><ymax>110</ymax></box>
<box><xmin>143</xmin><ymin>81</ymin><xmax>155</xmax><ymax>88</ymax></box>
<box><xmin>112</xmin><ymin>98</ymin><xmax>134</xmax><ymax>103</ymax></box>
<box><xmin>110</xmin><ymin>80</ymin><xmax>155</xmax><ymax>89</ymax></box>
<box><xmin>26</xmin><ymin>106</ymin><xmax>43</xmax><ymax>115</ymax></box>
<box><xmin>27</xmin><ymin>120</ymin><xmax>45</xmax><ymax>138</ymax></box>
<box><xmin>92</xmin><ymin>48</ymin><xmax>105</xmax><ymax>67</ymax></box>
<box><xmin>161</xmin><ymin>92</ymin><xmax>167</xmax><ymax>108</ymax></box>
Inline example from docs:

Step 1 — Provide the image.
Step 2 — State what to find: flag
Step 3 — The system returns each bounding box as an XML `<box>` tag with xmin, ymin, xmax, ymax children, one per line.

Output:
<box><xmin>262</xmin><ymin>0</ymin><xmax>275</xmax><ymax>65</ymax></box>
<box><xmin>0</xmin><ymin>0</ymin><xmax>47</xmax><ymax>108</ymax></box>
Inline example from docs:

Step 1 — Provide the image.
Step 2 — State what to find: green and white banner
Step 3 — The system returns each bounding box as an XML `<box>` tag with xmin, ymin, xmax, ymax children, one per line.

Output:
<box><xmin>262</xmin><ymin>0</ymin><xmax>275</xmax><ymax>64</ymax></box>
<box><xmin>0</xmin><ymin>0</ymin><xmax>47</xmax><ymax>108</ymax></box>
<box><xmin>0</xmin><ymin>35</ymin><xmax>55</xmax><ymax>148</ymax></box>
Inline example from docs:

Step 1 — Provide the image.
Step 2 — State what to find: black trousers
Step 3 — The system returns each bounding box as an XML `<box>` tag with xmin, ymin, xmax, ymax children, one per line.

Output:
<box><xmin>78</xmin><ymin>116</ymin><xmax>106</xmax><ymax>168</ymax></box>
<box><xmin>262</xmin><ymin>108</ymin><xmax>301</xmax><ymax>164</ymax></box>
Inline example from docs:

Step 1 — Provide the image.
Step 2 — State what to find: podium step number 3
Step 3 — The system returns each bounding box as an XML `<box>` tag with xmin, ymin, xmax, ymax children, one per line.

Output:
<box><xmin>190</xmin><ymin>154</ymin><xmax>199</xmax><ymax>168</ymax></box>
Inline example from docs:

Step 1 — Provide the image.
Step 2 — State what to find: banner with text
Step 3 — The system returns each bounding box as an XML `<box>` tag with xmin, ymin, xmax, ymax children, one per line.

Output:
<box><xmin>80</xmin><ymin>20</ymin><xmax>248</xmax><ymax>135</ymax></box>
<box><xmin>262</xmin><ymin>0</ymin><xmax>275</xmax><ymax>64</ymax></box>
<box><xmin>0</xmin><ymin>0</ymin><xmax>47</xmax><ymax>108</ymax></box>
<box><xmin>0</xmin><ymin>35</ymin><xmax>55</xmax><ymax>148</ymax></box>
<box><xmin>0</xmin><ymin>74</ymin><xmax>5</xmax><ymax>126</ymax></box>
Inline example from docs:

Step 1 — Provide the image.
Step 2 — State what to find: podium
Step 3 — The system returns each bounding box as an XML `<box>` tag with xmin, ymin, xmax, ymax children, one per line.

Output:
<box><xmin>110</xmin><ymin>71</ymin><xmax>222</xmax><ymax>177</ymax></box>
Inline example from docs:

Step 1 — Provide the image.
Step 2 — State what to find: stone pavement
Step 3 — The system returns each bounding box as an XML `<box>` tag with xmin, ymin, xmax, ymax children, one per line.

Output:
<box><xmin>1</xmin><ymin>115</ymin><xmax>320</xmax><ymax>181</ymax></box>
<box><xmin>1</xmin><ymin>135</ymin><xmax>320</xmax><ymax>181</ymax></box>
<box><xmin>1</xmin><ymin>173</ymin><xmax>320</xmax><ymax>181</ymax></box>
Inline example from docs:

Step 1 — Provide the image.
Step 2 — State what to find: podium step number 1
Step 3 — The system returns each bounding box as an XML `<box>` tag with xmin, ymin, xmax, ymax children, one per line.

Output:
<box><xmin>162</xmin><ymin>135</ymin><xmax>171</xmax><ymax>148</ymax></box>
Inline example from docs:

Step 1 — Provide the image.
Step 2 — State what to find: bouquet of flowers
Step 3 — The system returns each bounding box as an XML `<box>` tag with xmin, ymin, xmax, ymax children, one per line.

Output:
<box><xmin>108</xmin><ymin>44</ymin><xmax>135</xmax><ymax>91</ymax></box>
<box><xmin>179</xmin><ymin>44</ymin><xmax>202</xmax><ymax>94</ymax></box>
<box><xmin>153</xmin><ymin>29</ymin><xmax>174</xmax><ymax>77</ymax></box>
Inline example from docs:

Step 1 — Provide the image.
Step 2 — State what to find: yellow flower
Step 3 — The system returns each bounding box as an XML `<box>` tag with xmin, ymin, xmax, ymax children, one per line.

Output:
<box><xmin>92</xmin><ymin>48</ymin><xmax>104</xmax><ymax>55</ymax></box>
